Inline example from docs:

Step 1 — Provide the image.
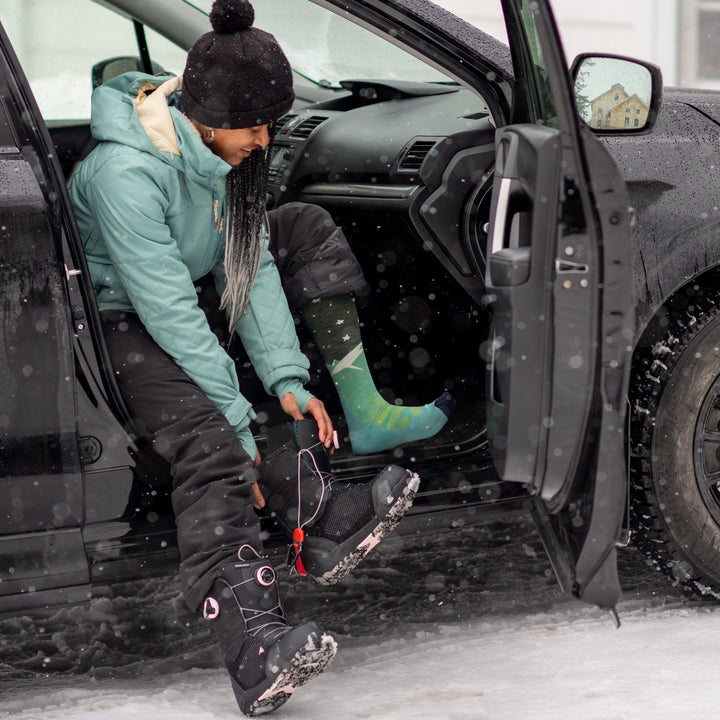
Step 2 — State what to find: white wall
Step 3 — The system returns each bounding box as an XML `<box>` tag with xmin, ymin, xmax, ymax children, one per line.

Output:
<box><xmin>435</xmin><ymin>0</ymin><xmax>679</xmax><ymax>86</ymax></box>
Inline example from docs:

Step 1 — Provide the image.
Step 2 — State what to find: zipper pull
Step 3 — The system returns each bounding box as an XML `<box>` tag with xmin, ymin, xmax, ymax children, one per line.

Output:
<box><xmin>212</xmin><ymin>183</ymin><xmax>219</xmax><ymax>229</ymax></box>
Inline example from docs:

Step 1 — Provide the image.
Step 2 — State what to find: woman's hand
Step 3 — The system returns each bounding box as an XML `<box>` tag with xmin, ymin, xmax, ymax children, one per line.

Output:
<box><xmin>280</xmin><ymin>392</ymin><xmax>334</xmax><ymax>449</ymax></box>
<box><xmin>250</xmin><ymin>448</ymin><xmax>265</xmax><ymax>509</ymax></box>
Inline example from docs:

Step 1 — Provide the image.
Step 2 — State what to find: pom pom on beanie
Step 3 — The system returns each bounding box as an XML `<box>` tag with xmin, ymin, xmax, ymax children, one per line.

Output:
<box><xmin>210</xmin><ymin>0</ymin><xmax>254</xmax><ymax>33</ymax></box>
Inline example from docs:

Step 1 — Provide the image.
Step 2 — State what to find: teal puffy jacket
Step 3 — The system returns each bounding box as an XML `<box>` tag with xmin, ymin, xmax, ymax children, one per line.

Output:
<box><xmin>68</xmin><ymin>72</ymin><xmax>313</xmax><ymax>458</ymax></box>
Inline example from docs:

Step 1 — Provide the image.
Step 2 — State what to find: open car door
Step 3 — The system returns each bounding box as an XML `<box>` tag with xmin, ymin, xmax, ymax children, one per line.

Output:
<box><xmin>486</xmin><ymin>0</ymin><xmax>640</xmax><ymax>611</ymax></box>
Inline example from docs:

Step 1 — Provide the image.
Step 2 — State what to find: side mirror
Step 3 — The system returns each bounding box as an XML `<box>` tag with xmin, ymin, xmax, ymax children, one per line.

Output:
<box><xmin>570</xmin><ymin>53</ymin><xmax>663</xmax><ymax>134</ymax></box>
<box><xmin>91</xmin><ymin>56</ymin><xmax>168</xmax><ymax>90</ymax></box>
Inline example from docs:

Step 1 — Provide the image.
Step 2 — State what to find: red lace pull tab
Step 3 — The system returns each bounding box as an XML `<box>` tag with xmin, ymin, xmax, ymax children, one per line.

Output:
<box><xmin>292</xmin><ymin>528</ymin><xmax>307</xmax><ymax>576</ymax></box>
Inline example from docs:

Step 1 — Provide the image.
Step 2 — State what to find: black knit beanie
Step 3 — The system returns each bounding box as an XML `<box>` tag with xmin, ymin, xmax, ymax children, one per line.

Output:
<box><xmin>181</xmin><ymin>0</ymin><xmax>295</xmax><ymax>129</ymax></box>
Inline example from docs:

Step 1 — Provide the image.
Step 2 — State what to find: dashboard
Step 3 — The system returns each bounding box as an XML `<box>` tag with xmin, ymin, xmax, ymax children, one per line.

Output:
<box><xmin>267</xmin><ymin>80</ymin><xmax>498</xmax><ymax>304</ymax></box>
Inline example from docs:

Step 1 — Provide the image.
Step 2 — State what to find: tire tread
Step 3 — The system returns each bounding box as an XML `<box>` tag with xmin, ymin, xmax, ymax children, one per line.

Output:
<box><xmin>630</xmin><ymin>291</ymin><xmax>720</xmax><ymax>597</ymax></box>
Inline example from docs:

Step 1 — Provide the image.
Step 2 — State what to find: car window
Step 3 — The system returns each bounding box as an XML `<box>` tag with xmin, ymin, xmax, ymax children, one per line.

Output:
<box><xmin>513</xmin><ymin>0</ymin><xmax>558</xmax><ymax>127</ymax></box>
<box><xmin>0</xmin><ymin>0</ymin><xmax>187</xmax><ymax>121</ymax></box>
<box><xmin>0</xmin><ymin>0</ymin><xmax>508</xmax><ymax>119</ymax></box>
<box><xmin>187</xmin><ymin>0</ymin><xmax>456</xmax><ymax>88</ymax></box>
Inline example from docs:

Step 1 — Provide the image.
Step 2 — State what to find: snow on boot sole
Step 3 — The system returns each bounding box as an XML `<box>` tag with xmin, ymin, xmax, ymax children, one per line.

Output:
<box><xmin>232</xmin><ymin>630</ymin><xmax>338</xmax><ymax>716</ymax></box>
<box><xmin>304</xmin><ymin>469</ymin><xmax>420</xmax><ymax>586</ymax></box>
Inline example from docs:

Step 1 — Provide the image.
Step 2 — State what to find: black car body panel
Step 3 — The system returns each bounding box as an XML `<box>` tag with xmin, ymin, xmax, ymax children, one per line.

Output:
<box><xmin>600</xmin><ymin>89</ymin><xmax>720</xmax><ymax>335</ymax></box>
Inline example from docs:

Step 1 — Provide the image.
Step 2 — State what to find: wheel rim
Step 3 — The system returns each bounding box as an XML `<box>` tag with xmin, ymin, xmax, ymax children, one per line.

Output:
<box><xmin>694</xmin><ymin>373</ymin><xmax>720</xmax><ymax>525</ymax></box>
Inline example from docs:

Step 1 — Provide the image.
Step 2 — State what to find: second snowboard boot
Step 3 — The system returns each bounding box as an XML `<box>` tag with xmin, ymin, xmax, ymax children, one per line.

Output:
<box><xmin>259</xmin><ymin>419</ymin><xmax>420</xmax><ymax>585</ymax></box>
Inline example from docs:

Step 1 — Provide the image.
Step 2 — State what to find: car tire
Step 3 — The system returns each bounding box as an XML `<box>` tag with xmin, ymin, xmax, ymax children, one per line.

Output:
<box><xmin>630</xmin><ymin>291</ymin><xmax>720</xmax><ymax>597</ymax></box>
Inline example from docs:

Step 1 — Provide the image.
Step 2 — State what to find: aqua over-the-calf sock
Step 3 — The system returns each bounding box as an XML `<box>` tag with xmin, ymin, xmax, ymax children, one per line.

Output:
<box><xmin>301</xmin><ymin>294</ymin><xmax>454</xmax><ymax>454</ymax></box>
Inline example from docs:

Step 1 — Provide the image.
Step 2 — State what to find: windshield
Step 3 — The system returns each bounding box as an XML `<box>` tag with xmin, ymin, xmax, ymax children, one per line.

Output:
<box><xmin>187</xmin><ymin>0</ymin><xmax>454</xmax><ymax>87</ymax></box>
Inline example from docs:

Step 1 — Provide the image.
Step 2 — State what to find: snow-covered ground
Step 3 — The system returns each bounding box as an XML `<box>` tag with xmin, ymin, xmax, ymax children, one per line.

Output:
<box><xmin>1</xmin><ymin>518</ymin><xmax>716</xmax><ymax>719</ymax></box>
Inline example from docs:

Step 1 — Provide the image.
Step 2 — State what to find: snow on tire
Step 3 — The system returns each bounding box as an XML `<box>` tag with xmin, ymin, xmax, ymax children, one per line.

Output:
<box><xmin>631</xmin><ymin>290</ymin><xmax>720</xmax><ymax>598</ymax></box>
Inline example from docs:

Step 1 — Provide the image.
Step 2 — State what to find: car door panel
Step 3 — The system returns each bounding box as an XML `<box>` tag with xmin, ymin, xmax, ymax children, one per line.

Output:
<box><xmin>486</xmin><ymin>123</ymin><xmax>564</xmax><ymax>488</ymax></box>
<box><xmin>0</xmin><ymin>22</ymin><xmax>90</xmax><ymax>601</ymax></box>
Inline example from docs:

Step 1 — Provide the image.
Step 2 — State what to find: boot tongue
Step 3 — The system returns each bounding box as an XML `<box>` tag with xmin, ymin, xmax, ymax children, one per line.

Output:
<box><xmin>294</xmin><ymin>419</ymin><xmax>321</xmax><ymax>449</ymax></box>
<box><xmin>294</xmin><ymin>419</ymin><xmax>331</xmax><ymax>475</ymax></box>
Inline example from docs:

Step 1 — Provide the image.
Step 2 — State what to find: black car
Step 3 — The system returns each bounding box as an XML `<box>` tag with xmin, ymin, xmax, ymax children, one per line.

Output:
<box><xmin>0</xmin><ymin>0</ymin><xmax>713</xmax><ymax>618</ymax></box>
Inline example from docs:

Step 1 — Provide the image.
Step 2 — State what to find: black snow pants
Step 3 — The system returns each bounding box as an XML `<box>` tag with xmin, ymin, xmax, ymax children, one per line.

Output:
<box><xmin>101</xmin><ymin>202</ymin><xmax>366</xmax><ymax>611</ymax></box>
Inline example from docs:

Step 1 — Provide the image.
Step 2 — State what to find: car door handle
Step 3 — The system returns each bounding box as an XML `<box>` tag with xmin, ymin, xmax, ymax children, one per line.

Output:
<box><xmin>489</xmin><ymin>176</ymin><xmax>532</xmax><ymax>286</ymax></box>
<box><xmin>491</xmin><ymin>176</ymin><xmax>513</xmax><ymax>254</ymax></box>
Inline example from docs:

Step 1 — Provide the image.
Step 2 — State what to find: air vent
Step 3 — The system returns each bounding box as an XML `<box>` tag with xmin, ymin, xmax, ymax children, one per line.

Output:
<box><xmin>397</xmin><ymin>140</ymin><xmax>437</xmax><ymax>173</ymax></box>
<box><xmin>276</xmin><ymin>113</ymin><xmax>298</xmax><ymax>133</ymax></box>
<box><xmin>289</xmin><ymin>115</ymin><xmax>327</xmax><ymax>139</ymax></box>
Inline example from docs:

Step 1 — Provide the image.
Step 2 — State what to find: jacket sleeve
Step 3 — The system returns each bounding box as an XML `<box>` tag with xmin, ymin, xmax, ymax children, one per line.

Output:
<box><xmin>86</xmin><ymin>153</ymin><xmax>258</xmax><ymax>457</ymax></box>
<box><xmin>213</xmin><ymin>244</ymin><xmax>315</xmax><ymax>413</ymax></box>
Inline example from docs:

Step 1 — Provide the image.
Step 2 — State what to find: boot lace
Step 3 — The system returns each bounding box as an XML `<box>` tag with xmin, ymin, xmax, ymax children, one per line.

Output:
<box><xmin>288</xmin><ymin>441</ymin><xmax>333</xmax><ymax>575</ymax></box>
<box><xmin>296</xmin><ymin>441</ymin><xmax>333</xmax><ymax>529</ymax></box>
<box><xmin>225</xmin><ymin>577</ymin><xmax>288</xmax><ymax>643</ymax></box>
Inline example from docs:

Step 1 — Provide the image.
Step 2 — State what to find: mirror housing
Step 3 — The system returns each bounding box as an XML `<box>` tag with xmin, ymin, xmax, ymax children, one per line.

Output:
<box><xmin>570</xmin><ymin>53</ymin><xmax>663</xmax><ymax>134</ymax></box>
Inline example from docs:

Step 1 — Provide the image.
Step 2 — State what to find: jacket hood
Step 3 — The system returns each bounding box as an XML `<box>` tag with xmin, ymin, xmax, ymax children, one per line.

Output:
<box><xmin>90</xmin><ymin>71</ymin><xmax>230</xmax><ymax>180</ymax></box>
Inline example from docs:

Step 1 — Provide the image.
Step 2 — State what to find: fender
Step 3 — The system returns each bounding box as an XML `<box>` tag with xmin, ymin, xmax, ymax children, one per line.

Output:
<box><xmin>601</xmin><ymin>98</ymin><xmax>720</xmax><ymax>335</ymax></box>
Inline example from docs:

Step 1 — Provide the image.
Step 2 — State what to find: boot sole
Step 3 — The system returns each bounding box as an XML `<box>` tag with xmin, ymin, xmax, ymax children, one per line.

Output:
<box><xmin>233</xmin><ymin>631</ymin><xmax>338</xmax><ymax>716</ymax></box>
<box><xmin>308</xmin><ymin>470</ymin><xmax>420</xmax><ymax>586</ymax></box>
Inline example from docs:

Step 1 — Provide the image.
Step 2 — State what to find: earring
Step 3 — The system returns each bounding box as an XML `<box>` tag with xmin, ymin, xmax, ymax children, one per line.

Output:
<box><xmin>191</xmin><ymin>119</ymin><xmax>215</xmax><ymax>144</ymax></box>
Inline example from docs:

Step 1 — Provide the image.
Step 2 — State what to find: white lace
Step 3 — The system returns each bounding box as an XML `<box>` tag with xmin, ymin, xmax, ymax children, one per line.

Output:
<box><xmin>295</xmin><ymin>441</ymin><xmax>332</xmax><ymax>531</ymax></box>
<box><xmin>227</xmin><ymin>575</ymin><xmax>287</xmax><ymax>641</ymax></box>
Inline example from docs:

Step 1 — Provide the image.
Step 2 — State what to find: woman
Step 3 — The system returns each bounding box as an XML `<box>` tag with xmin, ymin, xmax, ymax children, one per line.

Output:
<box><xmin>68</xmin><ymin>0</ymin><xmax>443</xmax><ymax>714</ymax></box>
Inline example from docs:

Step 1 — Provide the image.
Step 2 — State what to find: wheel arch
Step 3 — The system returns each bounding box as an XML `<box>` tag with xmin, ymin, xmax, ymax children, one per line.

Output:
<box><xmin>633</xmin><ymin>262</ymin><xmax>720</xmax><ymax>370</ymax></box>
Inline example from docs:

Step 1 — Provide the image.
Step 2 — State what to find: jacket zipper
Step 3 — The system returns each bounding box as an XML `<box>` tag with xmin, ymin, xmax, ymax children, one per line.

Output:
<box><xmin>201</xmin><ymin>172</ymin><xmax>223</xmax><ymax>273</ymax></box>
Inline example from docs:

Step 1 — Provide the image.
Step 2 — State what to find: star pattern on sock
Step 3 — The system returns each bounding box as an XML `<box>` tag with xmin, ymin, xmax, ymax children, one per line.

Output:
<box><xmin>330</xmin><ymin>342</ymin><xmax>364</xmax><ymax>376</ymax></box>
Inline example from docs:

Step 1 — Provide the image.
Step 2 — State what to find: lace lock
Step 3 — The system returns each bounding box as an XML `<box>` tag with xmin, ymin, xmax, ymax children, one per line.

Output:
<box><xmin>288</xmin><ymin>527</ymin><xmax>307</xmax><ymax>576</ymax></box>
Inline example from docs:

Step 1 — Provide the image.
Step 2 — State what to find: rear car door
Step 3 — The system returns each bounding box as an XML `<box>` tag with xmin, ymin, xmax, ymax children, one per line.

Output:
<box><xmin>485</xmin><ymin>0</ymin><xmax>635</xmax><ymax>610</ymax></box>
<box><xmin>0</xmin><ymin>23</ymin><xmax>91</xmax><ymax>611</ymax></box>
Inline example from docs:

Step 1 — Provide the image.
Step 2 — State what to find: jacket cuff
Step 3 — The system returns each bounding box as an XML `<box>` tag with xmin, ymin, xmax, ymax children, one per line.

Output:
<box><xmin>222</xmin><ymin>395</ymin><xmax>256</xmax><ymax>429</ymax></box>
<box><xmin>272</xmin><ymin>378</ymin><xmax>315</xmax><ymax>414</ymax></box>
<box><xmin>254</xmin><ymin>349</ymin><xmax>311</xmax><ymax>394</ymax></box>
<box><xmin>234</xmin><ymin>425</ymin><xmax>258</xmax><ymax>460</ymax></box>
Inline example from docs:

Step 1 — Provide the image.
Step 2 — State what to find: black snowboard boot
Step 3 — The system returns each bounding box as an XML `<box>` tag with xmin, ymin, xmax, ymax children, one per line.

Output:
<box><xmin>203</xmin><ymin>545</ymin><xmax>337</xmax><ymax>716</ymax></box>
<box><xmin>259</xmin><ymin>419</ymin><xmax>420</xmax><ymax>585</ymax></box>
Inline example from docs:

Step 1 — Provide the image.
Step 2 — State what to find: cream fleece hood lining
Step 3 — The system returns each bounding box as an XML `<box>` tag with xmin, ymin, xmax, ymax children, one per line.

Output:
<box><xmin>134</xmin><ymin>75</ymin><xmax>198</xmax><ymax>157</ymax></box>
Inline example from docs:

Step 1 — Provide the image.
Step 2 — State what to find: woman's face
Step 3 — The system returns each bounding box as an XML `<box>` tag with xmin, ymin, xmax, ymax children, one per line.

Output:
<box><xmin>209</xmin><ymin>125</ymin><xmax>270</xmax><ymax>166</ymax></box>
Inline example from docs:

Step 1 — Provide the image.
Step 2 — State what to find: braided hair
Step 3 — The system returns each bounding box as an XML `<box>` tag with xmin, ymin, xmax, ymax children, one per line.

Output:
<box><xmin>220</xmin><ymin>137</ymin><xmax>273</xmax><ymax>330</ymax></box>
